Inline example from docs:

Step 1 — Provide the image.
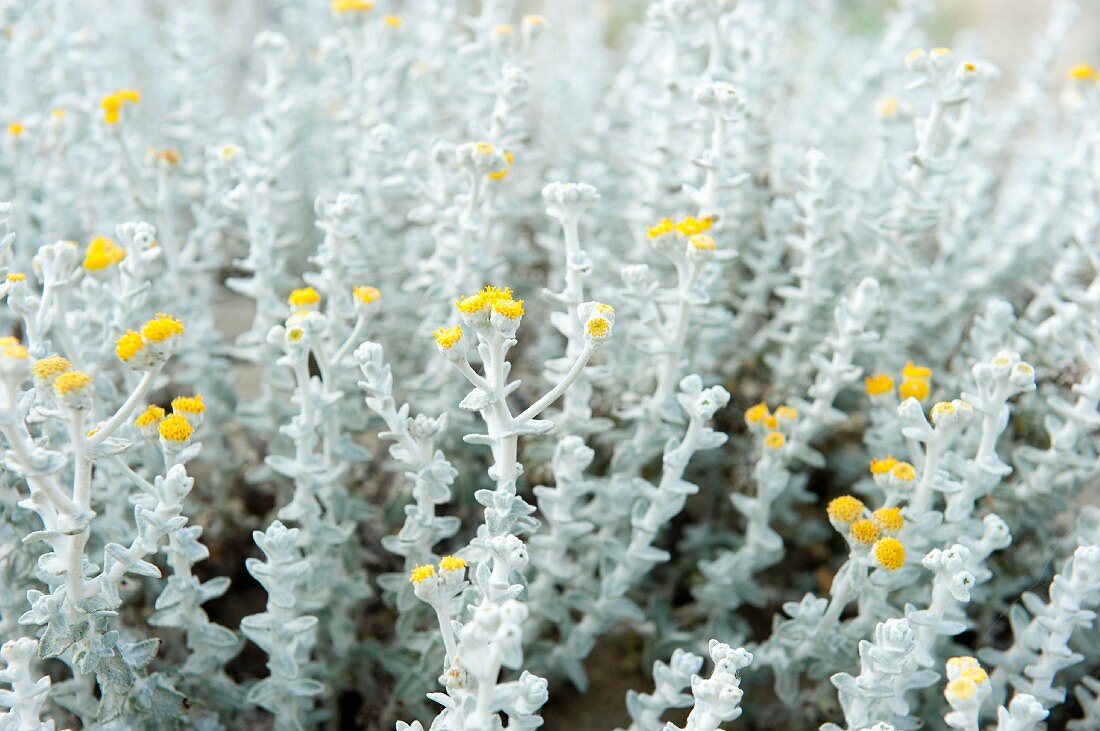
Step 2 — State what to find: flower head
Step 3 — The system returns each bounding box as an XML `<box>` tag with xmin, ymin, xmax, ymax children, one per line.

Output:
<box><xmin>353</xmin><ymin>285</ymin><xmax>381</xmax><ymax>305</ymax></box>
<box><xmin>744</xmin><ymin>402</ymin><xmax>769</xmax><ymax>425</ymax></box>
<box><xmin>433</xmin><ymin>326</ymin><xmax>463</xmax><ymax>350</ymax></box>
<box><xmin>764</xmin><ymin>431</ymin><xmax>785</xmax><ymax>450</ymax></box>
<box><xmin>134</xmin><ymin>404</ymin><xmax>165</xmax><ymax>429</ymax></box>
<box><xmin>83</xmin><ymin>237</ymin><xmax>127</xmax><ymax>271</ymax></box>
<box><xmin>32</xmin><ymin>356</ymin><xmax>72</xmax><ymax>383</ymax></box>
<box><xmin>1068</xmin><ymin>63</ymin><xmax>1096</xmax><ymax>81</ymax></box>
<box><xmin>171</xmin><ymin>395</ymin><xmax>205</xmax><ymax>415</ymax></box>
<box><xmin>850</xmin><ymin>519</ymin><xmax>879</xmax><ymax>545</ymax></box>
<box><xmin>158</xmin><ymin>413</ymin><xmax>193</xmax><ymax>443</ymax></box>
<box><xmin>409</xmin><ymin>564</ymin><xmax>436</xmax><ymax>583</ymax></box>
<box><xmin>54</xmin><ymin>370</ymin><xmax>92</xmax><ymax>395</ymax></box>
<box><xmin>873</xmin><ymin>507</ymin><xmax>904</xmax><ymax>534</ymax></box>
<box><xmin>331</xmin><ymin>0</ymin><xmax>374</xmax><ymax>12</ymax></box>
<box><xmin>891</xmin><ymin>461</ymin><xmax>916</xmax><ymax>483</ymax></box>
<box><xmin>439</xmin><ymin>556</ymin><xmax>467</xmax><ymax>572</ymax></box>
<box><xmin>827</xmin><ymin>495</ymin><xmax>864</xmax><ymax>524</ymax></box>
<box><xmin>101</xmin><ymin>89</ymin><xmax>141</xmax><ymax>125</ymax></box>
<box><xmin>874</xmin><ymin>537</ymin><xmax>905</xmax><ymax>571</ymax></box>
<box><xmin>141</xmin><ymin>313</ymin><xmax>184</xmax><ymax>344</ymax></box>
<box><xmin>287</xmin><ymin>287</ymin><xmax>321</xmax><ymax>310</ymax></box>
<box><xmin>586</xmin><ymin>317</ymin><xmax>609</xmax><ymax>338</ymax></box>
<box><xmin>875</xmin><ymin>96</ymin><xmax>900</xmax><ymax>119</ymax></box>
<box><xmin>865</xmin><ymin>373</ymin><xmax>895</xmax><ymax>397</ymax></box>
<box><xmin>870</xmin><ymin>456</ymin><xmax>898</xmax><ymax>476</ymax></box>
<box><xmin>115</xmin><ymin>330</ymin><xmax>145</xmax><ymax>363</ymax></box>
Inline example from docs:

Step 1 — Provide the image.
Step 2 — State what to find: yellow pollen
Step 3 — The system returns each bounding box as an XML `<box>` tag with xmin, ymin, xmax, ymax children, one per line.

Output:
<box><xmin>744</xmin><ymin>403</ymin><xmax>769</xmax><ymax>424</ymax></box>
<box><xmin>932</xmin><ymin>401</ymin><xmax>956</xmax><ymax>418</ymax></box>
<box><xmin>3</xmin><ymin>345</ymin><xmax>28</xmax><ymax>359</ymax></box>
<box><xmin>874</xmin><ymin>537</ymin><xmax>905</xmax><ymax>571</ymax></box>
<box><xmin>158</xmin><ymin>414</ymin><xmax>193</xmax><ymax>442</ymax></box>
<box><xmin>382</xmin><ymin>15</ymin><xmax>402</xmax><ymax>28</ymax></box>
<box><xmin>827</xmin><ymin>495</ymin><xmax>864</xmax><ymax>524</ymax></box>
<box><xmin>763</xmin><ymin>415</ymin><xmax>779</xmax><ymax>430</ymax></box>
<box><xmin>946</xmin><ymin>679</ymin><xmax>976</xmax><ymax>702</ymax></box>
<box><xmin>32</xmin><ymin>356</ymin><xmax>72</xmax><ymax>380</ymax></box>
<box><xmin>7</xmin><ymin>122</ymin><xmax>24</xmax><ymax>137</ymax></box>
<box><xmin>901</xmin><ymin>361</ymin><xmax>932</xmax><ymax>380</ymax></box>
<box><xmin>690</xmin><ymin>234</ymin><xmax>716</xmax><ymax>251</ymax></box>
<box><xmin>134</xmin><ymin>404</ymin><xmax>165</xmax><ymax>428</ymax></box>
<box><xmin>487</xmin><ymin>151</ymin><xmax>515</xmax><ymax>181</ymax></box>
<box><xmin>764</xmin><ymin>431</ymin><xmax>785</xmax><ymax>450</ymax></box>
<box><xmin>586</xmin><ymin>318</ymin><xmax>610</xmax><ymax>338</ymax></box>
<box><xmin>433</xmin><ymin>326</ymin><xmax>462</xmax><ymax>350</ymax></box>
<box><xmin>287</xmin><ymin>287</ymin><xmax>321</xmax><ymax>308</ymax></box>
<box><xmin>141</xmin><ymin>313</ymin><xmax>184</xmax><ymax>343</ymax></box>
<box><xmin>873</xmin><ymin>507</ymin><xmax>904</xmax><ymax>533</ymax></box>
<box><xmin>870</xmin><ymin>456</ymin><xmax>898</xmax><ymax>475</ymax></box>
<box><xmin>171</xmin><ymin>395</ymin><xmax>205</xmax><ymax>415</ymax></box>
<box><xmin>83</xmin><ymin>237</ymin><xmax>127</xmax><ymax>271</ymax></box>
<box><xmin>6</xmin><ymin>273</ymin><xmax>25</xmax><ymax>282</ymax></box>
<box><xmin>891</xmin><ymin>462</ymin><xmax>916</xmax><ymax>482</ymax></box>
<box><xmin>353</xmin><ymin>285</ymin><xmax>381</xmax><ymax>304</ymax></box>
<box><xmin>492</xmin><ymin>298</ymin><xmax>524</xmax><ymax>319</ymax></box>
<box><xmin>947</xmin><ymin>656</ymin><xmax>980</xmax><ymax>673</ymax></box>
<box><xmin>899</xmin><ymin>378</ymin><xmax>930</xmax><ymax>401</ymax></box>
<box><xmin>595</xmin><ymin>303</ymin><xmax>614</xmax><ymax>315</ymax></box>
<box><xmin>962</xmin><ymin>667</ymin><xmax>988</xmax><ymax>684</ymax></box>
<box><xmin>962</xmin><ymin>62</ymin><xmax>977</xmax><ymax>72</ymax></box>
<box><xmin>675</xmin><ymin>216</ymin><xmax>715</xmax><ymax>236</ymax></box>
<box><xmin>865</xmin><ymin>373</ymin><xmax>895</xmax><ymax>396</ymax></box>
<box><xmin>474</xmin><ymin>141</ymin><xmax>495</xmax><ymax>156</ymax></box>
<box><xmin>647</xmin><ymin>218</ymin><xmax>675</xmax><ymax>239</ymax></box>
<box><xmin>0</xmin><ymin>337</ymin><xmax>18</xmax><ymax>348</ymax></box>
<box><xmin>115</xmin><ymin>331</ymin><xmax>145</xmax><ymax>362</ymax></box>
<box><xmin>409</xmin><ymin>564</ymin><xmax>436</xmax><ymax>583</ymax></box>
<box><xmin>523</xmin><ymin>14</ymin><xmax>547</xmax><ymax>26</ymax></box>
<box><xmin>875</xmin><ymin>96</ymin><xmax>899</xmax><ymax>118</ymax></box>
<box><xmin>287</xmin><ymin>327</ymin><xmax>305</xmax><ymax>343</ymax></box>
<box><xmin>100</xmin><ymin>89</ymin><xmax>141</xmax><ymax>125</ymax></box>
<box><xmin>51</xmin><ymin>109</ymin><xmax>66</xmax><ymax>120</ymax></box>
<box><xmin>439</xmin><ymin>556</ymin><xmax>467</xmax><ymax>572</ymax></box>
<box><xmin>54</xmin><ymin>371</ymin><xmax>92</xmax><ymax>395</ymax></box>
<box><xmin>850</xmin><ymin>519</ymin><xmax>879</xmax><ymax>545</ymax></box>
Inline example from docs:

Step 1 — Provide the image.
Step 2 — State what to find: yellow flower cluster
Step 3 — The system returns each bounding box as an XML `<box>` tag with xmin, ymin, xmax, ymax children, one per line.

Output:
<box><xmin>134</xmin><ymin>404</ymin><xmax>166</xmax><ymax>429</ymax></box>
<box><xmin>433</xmin><ymin>326</ymin><xmax>463</xmax><ymax>350</ymax></box>
<box><xmin>868</xmin><ymin>455</ymin><xmax>916</xmax><ymax>484</ymax></box>
<box><xmin>353</xmin><ymin>285</ymin><xmax>381</xmax><ymax>305</ymax></box>
<box><xmin>1068</xmin><ymin>63</ymin><xmax>1096</xmax><ymax>81</ymax></box>
<box><xmin>744</xmin><ymin>402</ymin><xmax>797</xmax><ymax>450</ymax></box>
<box><xmin>171</xmin><ymin>395</ymin><xmax>205</xmax><ymax>415</ymax></box>
<box><xmin>455</xmin><ymin>285</ymin><xmax>524</xmax><ymax>323</ymax></box>
<box><xmin>101</xmin><ymin>89</ymin><xmax>141</xmax><ymax>126</ymax></box>
<box><xmin>646</xmin><ymin>215</ymin><xmax>716</xmax><ymax>239</ymax></box>
<box><xmin>158</xmin><ymin>413</ymin><xmax>193</xmax><ymax>443</ymax></box>
<box><xmin>287</xmin><ymin>287</ymin><xmax>321</xmax><ymax>309</ymax></box>
<box><xmin>827</xmin><ymin>494</ymin><xmax>906</xmax><ymax>568</ymax></box>
<box><xmin>409</xmin><ymin>556</ymin><xmax>467</xmax><ymax>583</ymax></box>
<box><xmin>54</xmin><ymin>370</ymin><xmax>92</xmax><ymax>396</ymax></box>
<box><xmin>945</xmin><ymin>657</ymin><xmax>989</xmax><ymax>702</ymax></box>
<box><xmin>331</xmin><ymin>0</ymin><xmax>374</xmax><ymax>13</ymax></box>
<box><xmin>899</xmin><ymin>361</ymin><xmax>932</xmax><ymax>401</ymax></box>
<box><xmin>83</xmin><ymin>237</ymin><xmax>127</xmax><ymax>271</ymax></box>
<box><xmin>32</xmin><ymin>355</ymin><xmax>73</xmax><ymax>382</ymax></box>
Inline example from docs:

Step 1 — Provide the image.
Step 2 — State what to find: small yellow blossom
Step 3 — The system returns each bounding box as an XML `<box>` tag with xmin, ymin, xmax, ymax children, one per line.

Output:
<box><xmin>353</xmin><ymin>285</ymin><xmax>381</xmax><ymax>305</ymax></box>
<box><xmin>763</xmin><ymin>414</ymin><xmax>779</xmax><ymax>430</ymax></box>
<box><xmin>595</xmin><ymin>303</ymin><xmax>614</xmax><ymax>315</ymax></box>
<box><xmin>874</xmin><ymin>537</ymin><xmax>905</xmax><ymax>571</ymax></box>
<box><xmin>83</xmin><ymin>237</ymin><xmax>127</xmax><ymax>271</ymax></box>
<box><xmin>492</xmin><ymin>298</ymin><xmax>524</xmax><ymax>320</ymax></box>
<box><xmin>850</xmin><ymin>519</ymin><xmax>879</xmax><ymax>545</ymax></box>
<box><xmin>865</xmin><ymin>373</ymin><xmax>895</xmax><ymax>397</ymax></box>
<box><xmin>689</xmin><ymin>234</ymin><xmax>716</xmax><ymax>251</ymax></box>
<box><xmin>875</xmin><ymin>96</ymin><xmax>899</xmax><ymax>119</ymax></box>
<box><xmin>947</xmin><ymin>656</ymin><xmax>980</xmax><ymax>674</ymax></box>
<box><xmin>675</xmin><ymin>216</ymin><xmax>715</xmax><ymax>236</ymax></box>
<box><xmin>744</xmin><ymin>402</ymin><xmax>769</xmax><ymax>424</ymax></box>
<box><xmin>1069</xmin><ymin>63</ymin><xmax>1096</xmax><ymax>81</ymax></box>
<box><xmin>433</xmin><ymin>326</ymin><xmax>462</xmax><ymax>350</ymax></box>
<box><xmin>929</xmin><ymin>47</ymin><xmax>952</xmax><ymax>59</ymax></box>
<box><xmin>870</xmin><ymin>456</ymin><xmax>898</xmax><ymax>476</ymax></box>
<box><xmin>492</xmin><ymin>25</ymin><xmax>514</xmax><ymax>36</ymax></box>
<box><xmin>32</xmin><ymin>356</ymin><xmax>72</xmax><ymax>381</ymax></box>
<box><xmin>141</xmin><ymin>313</ymin><xmax>185</xmax><ymax>343</ymax></box>
<box><xmin>171</xmin><ymin>395</ymin><xmax>205</xmax><ymax>415</ymax></box>
<box><xmin>962</xmin><ymin>667</ymin><xmax>988</xmax><ymax>685</ymax></box>
<box><xmin>901</xmin><ymin>361</ymin><xmax>932</xmax><ymax>380</ymax></box>
<box><xmin>3</xmin><ymin>344</ymin><xmax>28</xmax><ymax>359</ymax></box>
<box><xmin>899</xmin><ymin>378</ymin><xmax>930</xmax><ymax>401</ymax></box>
<box><xmin>764</xmin><ymin>431</ymin><xmax>785</xmax><ymax>450</ymax></box>
<box><xmin>134</xmin><ymin>404</ymin><xmax>165</xmax><ymax>428</ymax></box>
<box><xmin>774</xmin><ymin>405</ymin><xmax>798</xmax><ymax>421</ymax></box>
<box><xmin>115</xmin><ymin>331</ymin><xmax>145</xmax><ymax>362</ymax></box>
<box><xmin>331</xmin><ymin>0</ymin><xmax>374</xmax><ymax>12</ymax></box>
<box><xmin>474</xmin><ymin>141</ymin><xmax>495</xmax><ymax>156</ymax></box>
<box><xmin>873</xmin><ymin>507</ymin><xmax>904</xmax><ymax>533</ymax></box>
<box><xmin>647</xmin><ymin>218</ymin><xmax>675</xmax><ymax>239</ymax></box>
<box><xmin>439</xmin><ymin>556</ymin><xmax>467</xmax><ymax>572</ymax></box>
<box><xmin>409</xmin><ymin>564</ymin><xmax>436</xmax><ymax>583</ymax></box>
<box><xmin>54</xmin><ymin>370</ymin><xmax>92</xmax><ymax>395</ymax></box>
<box><xmin>586</xmin><ymin>318</ymin><xmax>610</xmax><ymax>338</ymax></box>
<box><xmin>158</xmin><ymin>413</ymin><xmax>193</xmax><ymax>442</ymax></box>
<box><xmin>945</xmin><ymin>679</ymin><xmax>976</xmax><ymax>702</ymax></box>
<box><xmin>382</xmin><ymin>15</ymin><xmax>402</xmax><ymax>28</ymax></box>
<box><xmin>6</xmin><ymin>273</ymin><xmax>25</xmax><ymax>283</ymax></box>
<box><xmin>7</xmin><ymin>123</ymin><xmax>24</xmax><ymax>138</ymax></box>
<box><xmin>827</xmin><ymin>495</ymin><xmax>864</xmax><ymax>524</ymax></box>
<box><xmin>487</xmin><ymin>151</ymin><xmax>515</xmax><ymax>181</ymax></box>
<box><xmin>891</xmin><ymin>462</ymin><xmax>916</xmax><ymax>482</ymax></box>
<box><xmin>287</xmin><ymin>287</ymin><xmax>321</xmax><ymax>309</ymax></box>
<box><xmin>905</xmin><ymin>48</ymin><xmax>925</xmax><ymax>65</ymax></box>
<box><xmin>101</xmin><ymin>89</ymin><xmax>141</xmax><ymax>125</ymax></box>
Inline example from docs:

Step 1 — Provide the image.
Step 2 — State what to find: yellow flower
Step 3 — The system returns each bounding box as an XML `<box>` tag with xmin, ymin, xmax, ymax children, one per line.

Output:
<box><xmin>744</xmin><ymin>403</ymin><xmax>769</xmax><ymax>424</ymax></box>
<box><xmin>827</xmin><ymin>495</ymin><xmax>864</xmax><ymax>524</ymax></box>
<box><xmin>353</xmin><ymin>285</ymin><xmax>381</xmax><ymax>304</ymax></box>
<box><xmin>456</xmin><ymin>285</ymin><xmax>512</xmax><ymax>316</ymax></box>
<box><xmin>850</xmin><ymin>519</ymin><xmax>879</xmax><ymax>545</ymax></box>
<box><xmin>439</xmin><ymin>556</ymin><xmax>467</xmax><ymax>572</ymax></box>
<box><xmin>331</xmin><ymin>0</ymin><xmax>374</xmax><ymax>12</ymax></box>
<box><xmin>487</xmin><ymin>151</ymin><xmax>515</xmax><ymax>181</ymax></box>
<box><xmin>962</xmin><ymin>667</ymin><xmax>988</xmax><ymax>685</ymax></box>
<box><xmin>3</xmin><ymin>344</ymin><xmax>27</xmax><ymax>359</ymax></box>
<box><xmin>433</xmin><ymin>326</ymin><xmax>462</xmax><ymax>350</ymax></box>
<box><xmin>586</xmin><ymin>318</ymin><xmax>610</xmax><ymax>338</ymax></box>
<box><xmin>899</xmin><ymin>378</ymin><xmax>930</xmax><ymax>401</ymax></box>
<box><xmin>763</xmin><ymin>415</ymin><xmax>779</xmax><ymax>430</ymax></box>
<box><xmin>54</xmin><ymin>370</ymin><xmax>92</xmax><ymax>395</ymax></box>
<box><xmin>870</xmin><ymin>456</ymin><xmax>898</xmax><ymax>476</ymax></box>
<box><xmin>115</xmin><ymin>331</ymin><xmax>145</xmax><ymax>362</ymax></box>
<box><xmin>675</xmin><ymin>216</ymin><xmax>715</xmax><ymax>236</ymax></box>
<box><xmin>864</xmin><ymin>373</ymin><xmax>895</xmax><ymax>397</ymax></box>
<box><xmin>875</xmin><ymin>96</ymin><xmax>899</xmax><ymax>119</ymax></box>
<box><xmin>141</xmin><ymin>313</ymin><xmax>184</xmax><ymax>343</ymax></box>
<box><xmin>764</xmin><ymin>431</ymin><xmax>785</xmax><ymax>450</ymax></box>
<box><xmin>409</xmin><ymin>564</ymin><xmax>436</xmax><ymax>583</ymax></box>
<box><xmin>492</xmin><ymin>298</ymin><xmax>524</xmax><ymax>320</ymax></box>
<box><xmin>775</xmin><ymin>405</ymin><xmax>798</xmax><ymax>421</ymax></box>
<box><xmin>171</xmin><ymin>395</ymin><xmax>205</xmax><ymax>415</ymax></box>
<box><xmin>83</xmin><ymin>237</ymin><xmax>127</xmax><ymax>271</ymax></box>
<box><xmin>945</xmin><ymin>679</ymin><xmax>976</xmax><ymax>702</ymax></box>
<box><xmin>901</xmin><ymin>361</ymin><xmax>932</xmax><ymax>380</ymax></box>
<box><xmin>1069</xmin><ymin>63</ymin><xmax>1096</xmax><ymax>81</ymax></box>
<box><xmin>6</xmin><ymin>273</ymin><xmax>25</xmax><ymax>283</ymax></box>
<box><xmin>874</xmin><ymin>537</ymin><xmax>905</xmax><ymax>571</ymax></box>
<box><xmin>689</xmin><ymin>234</ymin><xmax>716</xmax><ymax>251</ymax></box>
<box><xmin>7</xmin><ymin>122</ymin><xmax>24</xmax><ymax>137</ymax></box>
<box><xmin>647</xmin><ymin>218</ymin><xmax>675</xmax><ymax>239</ymax></box>
<box><xmin>873</xmin><ymin>507</ymin><xmax>904</xmax><ymax>533</ymax></box>
<box><xmin>891</xmin><ymin>462</ymin><xmax>916</xmax><ymax>482</ymax></box>
<box><xmin>32</xmin><ymin>356</ymin><xmax>72</xmax><ymax>381</ymax></box>
<box><xmin>101</xmin><ymin>89</ymin><xmax>141</xmax><ymax>125</ymax></box>
<box><xmin>474</xmin><ymin>141</ymin><xmax>495</xmax><ymax>156</ymax></box>
<box><xmin>382</xmin><ymin>14</ymin><xmax>402</xmax><ymax>28</ymax></box>
<box><xmin>287</xmin><ymin>287</ymin><xmax>321</xmax><ymax>309</ymax></box>
<box><xmin>158</xmin><ymin>413</ymin><xmax>193</xmax><ymax>442</ymax></box>
<box><xmin>134</xmin><ymin>404</ymin><xmax>165</xmax><ymax>428</ymax></box>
